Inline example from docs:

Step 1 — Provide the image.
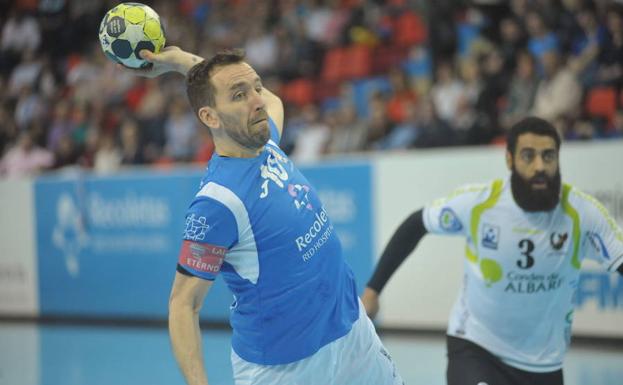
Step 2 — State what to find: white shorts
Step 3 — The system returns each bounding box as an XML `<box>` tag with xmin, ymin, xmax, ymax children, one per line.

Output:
<box><xmin>231</xmin><ymin>300</ymin><xmax>404</xmax><ymax>385</ymax></box>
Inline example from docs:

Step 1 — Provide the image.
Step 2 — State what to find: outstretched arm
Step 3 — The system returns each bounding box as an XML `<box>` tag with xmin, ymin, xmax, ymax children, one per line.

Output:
<box><xmin>169</xmin><ymin>272</ymin><xmax>214</xmax><ymax>385</ymax></box>
<box><xmin>128</xmin><ymin>47</ymin><xmax>284</xmax><ymax>135</ymax></box>
<box><xmin>122</xmin><ymin>46</ymin><xmax>204</xmax><ymax>77</ymax></box>
<box><xmin>362</xmin><ymin>209</ymin><xmax>428</xmax><ymax>319</ymax></box>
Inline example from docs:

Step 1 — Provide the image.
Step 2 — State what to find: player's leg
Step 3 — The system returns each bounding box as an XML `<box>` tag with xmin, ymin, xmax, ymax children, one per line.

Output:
<box><xmin>446</xmin><ymin>335</ymin><xmax>515</xmax><ymax>385</ymax></box>
<box><xmin>507</xmin><ymin>366</ymin><xmax>563</xmax><ymax>385</ymax></box>
<box><xmin>231</xmin><ymin>300</ymin><xmax>404</xmax><ymax>385</ymax></box>
<box><xmin>332</xmin><ymin>300</ymin><xmax>404</xmax><ymax>385</ymax></box>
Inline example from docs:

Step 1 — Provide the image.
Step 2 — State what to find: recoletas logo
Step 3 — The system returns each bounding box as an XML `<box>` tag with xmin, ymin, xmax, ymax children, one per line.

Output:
<box><xmin>294</xmin><ymin>207</ymin><xmax>334</xmax><ymax>262</ymax></box>
<box><xmin>52</xmin><ymin>194</ymin><xmax>88</xmax><ymax>277</ymax></box>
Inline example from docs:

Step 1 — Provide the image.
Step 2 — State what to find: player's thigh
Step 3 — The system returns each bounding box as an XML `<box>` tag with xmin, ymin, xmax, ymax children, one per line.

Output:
<box><xmin>333</xmin><ymin>305</ymin><xmax>404</xmax><ymax>385</ymax></box>
<box><xmin>446</xmin><ymin>336</ymin><xmax>513</xmax><ymax>385</ymax></box>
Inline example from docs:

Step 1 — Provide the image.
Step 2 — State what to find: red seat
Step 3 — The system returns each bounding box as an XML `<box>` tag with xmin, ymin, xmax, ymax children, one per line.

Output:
<box><xmin>585</xmin><ymin>87</ymin><xmax>617</xmax><ymax>123</ymax></box>
<box><xmin>281</xmin><ymin>78</ymin><xmax>315</xmax><ymax>107</ymax></box>
<box><xmin>393</xmin><ymin>11</ymin><xmax>427</xmax><ymax>47</ymax></box>
<box><xmin>321</xmin><ymin>47</ymin><xmax>346</xmax><ymax>82</ymax></box>
<box><xmin>343</xmin><ymin>44</ymin><xmax>372</xmax><ymax>79</ymax></box>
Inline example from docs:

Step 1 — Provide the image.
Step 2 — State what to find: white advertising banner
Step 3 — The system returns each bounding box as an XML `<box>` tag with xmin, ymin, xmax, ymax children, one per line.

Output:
<box><xmin>0</xmin><ymin>179</ymin><xmax>38</xmax><ymax>316</ymax></box>
<box><xmin>374</xmin><ymin>140</ymin><xmax>623</xmax><ymax>337</ymax></box>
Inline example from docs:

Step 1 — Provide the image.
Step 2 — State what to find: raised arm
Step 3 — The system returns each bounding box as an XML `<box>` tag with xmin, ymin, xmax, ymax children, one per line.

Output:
<box><xmin>169</xmin><ymin>272</ymin><xmax>214</xmax><ymax>385</ymax></box>
<box><xmin>132</xmin><ymin>47</ymin><xmax>284</xmax><ymax>135</ymax></box>
<box><xmin>361</xmin><ymin>209</ymin><xmax>428</xmax><ymax>319</ymax></box>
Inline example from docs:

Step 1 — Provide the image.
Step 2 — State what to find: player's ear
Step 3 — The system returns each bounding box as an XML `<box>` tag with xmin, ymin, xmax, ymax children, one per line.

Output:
<box><xmin>198</xmin><ymin>106</ymin><xmax>219</xmax><ymax>130</ymax></box>
<box><xmin>505</xmin><ymin>150</ymin><xmax>513</xmax><ymax>170</ymax></box>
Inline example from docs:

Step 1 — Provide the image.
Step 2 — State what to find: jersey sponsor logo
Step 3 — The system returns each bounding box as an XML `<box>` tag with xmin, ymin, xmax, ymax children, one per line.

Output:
<box><xmin>178</xmin><ymin>240</ymin><xmax>226</xmax><ymax>274</ymax></box>
<box><xmin>294</xmin><ymin>207</ymin><xmax>334</xmax><ymax>261</ymax></box>
<box><xmin>288</xmin><ymin>183</ymin><xmax>313</xmax><ymax>211</ymax></box>
<box><xmin>586</xmin><ymin>232</ymin><xmax>610</xmax><ymax>260</ymax></box>
<box><xmin>482</xmin><ymin>223</ymin><xmax>500</xmax><ymax>249</ymax></box>
<box><xmin>550</xmin><ymin>232</ymin><xmax>568</xmax><ymax>250</ymax></box>
<box><xmin>260</xmin><ymin>147</ymin><xmax>290</xmax><ymax>199</ymax></box>
<box><xmin>183</xmin><ymin>214</ymin><xmax>211</xmax><ymax>241</ymax></box>
<box><xmin>439</xmin><ymin>207</ymin><xmax>462</xmax><ymax>232</ymax></box>
<box><xmin>504</xmin><ymin>271</ymin><xmax>564</xmax><ymax>294</ymax></box>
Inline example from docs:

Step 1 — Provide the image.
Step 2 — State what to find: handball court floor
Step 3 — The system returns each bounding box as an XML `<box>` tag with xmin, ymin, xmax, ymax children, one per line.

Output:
<box><xmin>1</xmin><ymin>322</ymin><xmax>622</xmax><ymax>385</ymax></box>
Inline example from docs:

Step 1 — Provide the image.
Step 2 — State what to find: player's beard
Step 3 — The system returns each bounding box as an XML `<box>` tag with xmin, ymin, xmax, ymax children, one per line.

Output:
<box><xmin>510</xmin><ymin>165</ymin><xmax>561</xmax><ymax>212</ymax></box>
<box><xmin>218</xmin><ymin>110</ymin><xmax>270</xmax><ymax>151</ymax></box>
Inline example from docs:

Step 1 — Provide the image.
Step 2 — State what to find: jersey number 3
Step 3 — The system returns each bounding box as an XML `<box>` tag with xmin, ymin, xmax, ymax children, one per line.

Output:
<box><xmin>517</xmin><ymin>239</ymin><xmax>535</xmax><ymax>269</ymax></box>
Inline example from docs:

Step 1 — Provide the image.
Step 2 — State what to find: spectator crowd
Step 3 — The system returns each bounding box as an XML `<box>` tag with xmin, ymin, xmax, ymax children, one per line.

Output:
<box><xmin>1</xmin><ymin>0</ymin><xmax>622</xmax><ymax>177</ymax></box>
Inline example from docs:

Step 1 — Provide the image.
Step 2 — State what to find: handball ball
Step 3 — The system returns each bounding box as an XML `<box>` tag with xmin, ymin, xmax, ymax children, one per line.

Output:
<box><xmin>98</xmin><ymin>2</ymin><xmax>166</xmax><ymax>69</ymax></box>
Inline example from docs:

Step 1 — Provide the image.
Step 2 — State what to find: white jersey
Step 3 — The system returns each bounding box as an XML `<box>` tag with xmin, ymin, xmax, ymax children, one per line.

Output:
<box><xmin>423</xmin><ymin>178</ymin><xmax>623</xmax><ymax>372</ymax></box>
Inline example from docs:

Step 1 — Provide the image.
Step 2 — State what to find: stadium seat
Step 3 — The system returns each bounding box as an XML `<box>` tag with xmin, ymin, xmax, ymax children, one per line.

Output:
<box><xmin>343</xmin><ymin>45</ymin><xmax>373</xmax><ymax>80</ymax></box>
<box><xmin>585</xmin><ymin>87</ymin><xmax>618</xmax><ymax>124</ymax></box>
<box><xmin>393</xmin><ymin>11</ymin><xmax>426</xmax><ymax>47</ymax></box>
<box><xmin>282</xmin><ymin>79</ymin><xmax>315</xmax><ymax>107</ymax></box>
<box><xmin>321</xmin><ymin>47</ymin><xmax>346</xmax><ymax>82</ymax></box>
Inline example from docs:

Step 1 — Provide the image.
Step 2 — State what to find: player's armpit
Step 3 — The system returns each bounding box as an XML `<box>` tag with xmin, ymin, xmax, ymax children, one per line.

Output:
<box><xmin>618</xmin><ymin>262</ymin><xmax>623</xmax><ymax>276</ymax></box>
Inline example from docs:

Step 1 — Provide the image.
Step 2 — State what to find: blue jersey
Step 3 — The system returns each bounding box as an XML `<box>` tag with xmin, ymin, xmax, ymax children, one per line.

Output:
<box><xmin>177</xmin><ymin>119</ymin><xmax>360</xmax><ymax>365</ymax></box>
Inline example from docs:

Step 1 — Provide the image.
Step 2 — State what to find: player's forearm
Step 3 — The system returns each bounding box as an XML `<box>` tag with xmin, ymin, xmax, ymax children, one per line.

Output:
<box><xmin>169</xmin><ymin>301</ymin><xmax>209</xmax><ymax>385</ymax></box>
<box><xmin>367</xmin><ymin>209</ymin><xmax>428</xmax><ymax>293</ymax></box>
<box><xmin>175</xmin><ymin>52</ymin><xmax>205</xmax><ymax>75</ymax></box>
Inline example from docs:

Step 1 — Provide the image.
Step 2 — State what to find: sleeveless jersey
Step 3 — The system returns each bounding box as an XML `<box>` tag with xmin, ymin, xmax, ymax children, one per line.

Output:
<box><xmin>423</xmin><ymin>178</ymin><xmax>623</xmax><ymax>372</ymax></box>
<box><xmin>177</xmin><ymin>119</ymin><xmax>359</xmax><ymax>365</ymax></box>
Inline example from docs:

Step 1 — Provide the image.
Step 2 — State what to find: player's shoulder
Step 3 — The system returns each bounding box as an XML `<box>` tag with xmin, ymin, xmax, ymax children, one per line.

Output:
<box><xmin>562</xmin><ymin>183</ymin><xmax>616</xmax><ymax>224</ymax></box>
<box><xmin>563</xmin><ymin>183</ymin><xmax>604</xmax><ymax>212</ymax></box>
<box><xmin>430</xmin><ymin>179</ymin><xmax>504</xmax><ymax>209</ymax></box>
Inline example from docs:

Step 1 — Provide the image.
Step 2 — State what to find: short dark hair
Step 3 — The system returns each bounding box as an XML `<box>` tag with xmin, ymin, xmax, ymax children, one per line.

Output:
<box><xmin>186</xmin><ymin>49</ymin><xmax>246</xmax><ymax>113</ymax></box>
<box><xmin>507</xmin><ymin>116</ymin><xmax>561</xmax><ymax>155</ymax></box>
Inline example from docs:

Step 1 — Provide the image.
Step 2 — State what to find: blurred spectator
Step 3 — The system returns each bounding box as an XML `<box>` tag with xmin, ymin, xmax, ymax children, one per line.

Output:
<box><xmin>606</xmin><ymin>109</ymin><xmax>623</xmax><ymax>138</ymax></box>
<box><xmin>469</xmin><ymin>49</ymin><xmax>508</xmax><ymax>144</ymax></box>
<box><xmin>499</xmin><ymin>16</ymin><xmax>528</xmax><ymax>73</ymax></box>
<box><xmin>0</xmin><ymin>130</ymin><xmax>53</xmax><ymax>178</ymax></box>
<box><xmin>431</xmin><ymin>61</ymin><xmax>466</xmax><ymax>126</ymax></box>
<box><xmin>326</xmin><ymin>103</ymin><xmax>368</xmax><ymax>154</ymax></box>
<box><xmin>531</xmin><ymin>50</ymin><xmax>582</xmax><ymax>123</ymax></box>
<box><xmin>193</xmin><ymin>126</ymin><xmax>215</xmax><ymax>164</ymax></box>
<box><xmin>365</xmin><ymin>92</ymin><xmax>393</xmax><ymax>149</ymax></box>
<box><xmin>46</xmin><ymin>101</ymin><xmax>74</xmax><ymax>152</ymax></box>
<box><xmin>0</xmin><ymin>8</ymin><xmax>41</xmax><ymax>75</ymax></box>
<box><xmin>373</xmin><ymin>101</ymin><xmax>419</xmax><ymax>151</ymax></box>
<box><xmin>500</xmin><ymin>51</ymin><xmax>539</xmax><ymax>131</ymax></box>
<box><xmin>568</xmin><ymin>2</ymin><xmax>608</xmax><ymax>86</ymax></box>
<box><xmin>526</xmin><ymin>10</ymin><xmax>560</xmax><ymax>71</ymax></box>
<box><xmin>164</xmin><ymin>98</ymin><xmax>197</xmax><ymax>162</ymax></box>
<box><xmin>597</xmin><ymin>4</ymin><xmax>623</xmax><ymax>88</ymax></box>
<box><xmin>7</xmin><ymin>51</ymin><xmax>42</xmax><ymax>98</ymax></box>
<box><xmin>136</xmin><ymin>79</ymin><xmax>167</xmax><ymax>158</ymax></box>
<box><xmin>120</xmin><ymin>118</ymin><xmax>144</xmax><ymax>165</ymax></box>
<box><xmin>1</xmin><ymin>0</ymin><xmax>622</xmax><ymax>178</ymax></box>
<box><xmin>385</xmin><ymin>67</ymin><xmax>417</xmax><ymax>124</ymax></box>
<box><xmin>0</xmin><ymin>104</ymin><xmax>18</xmax><ymax>154</ymax></box>
<box><xmin>93</xmin><ymin>133</ymin><xmax>122</xmax><ymax>174</ymax></box>
<box><xmin>412</xmin><ymin>96</ymin><xmax>456</xmax><ymax>148</ymax></box>
<box><xmin>14</xmin><ymin>85</ymin><xmax>46</xmax><ymax>130</ymax></box>
<box><xmin>53</xmin><ymin>133</ymin><xmax>80</xmax><ymax>169</ymax></box>
<box><xmin>291</xmin><ymin>104</ymin><xmax>331</xmax><ymax>163</ymax></box>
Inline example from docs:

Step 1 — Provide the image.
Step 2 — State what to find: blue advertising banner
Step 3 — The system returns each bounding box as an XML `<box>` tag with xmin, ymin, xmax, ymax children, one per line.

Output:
<box><xmin>35</xmin><ymin>169</ymin><xmax>232</xmax><ymax>320</ymax></box>
<box><xmin>35</xmin><ymin>162</ymin><xmax>374</xmax><ymax>320</ymax></box>
<box><xmin>300</xmin><ymin>161</ymin><xmax>374</xmax><ymax>292</ymax></box>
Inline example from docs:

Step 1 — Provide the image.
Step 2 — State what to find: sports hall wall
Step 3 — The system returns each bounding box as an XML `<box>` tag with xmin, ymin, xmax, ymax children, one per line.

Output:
<box><xmin>1</xmin><ymin>142</ymin><xmax>622</xmax><ymax>337</ymax></box>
